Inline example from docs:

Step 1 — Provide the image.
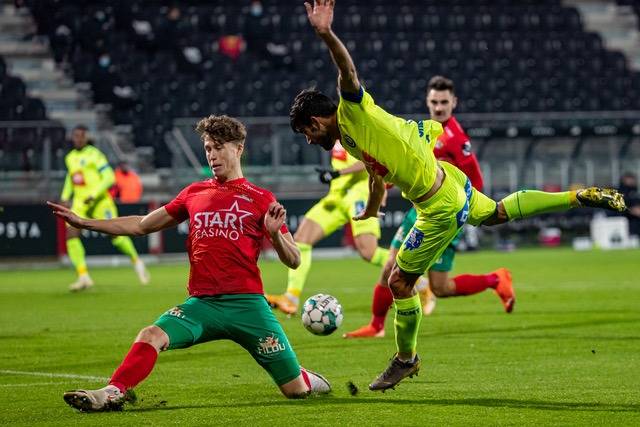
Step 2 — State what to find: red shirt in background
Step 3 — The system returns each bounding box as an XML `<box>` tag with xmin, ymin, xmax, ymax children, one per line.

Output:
<box><xmin>435</xmin><ymin>115</ymin><xmax>484</xmax><ymax>192</ymax></box>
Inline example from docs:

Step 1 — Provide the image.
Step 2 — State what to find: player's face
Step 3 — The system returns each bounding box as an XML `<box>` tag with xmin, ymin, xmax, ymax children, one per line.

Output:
<box><xmin>426</xmin><ymin>89</ymin><xmax>457</xmax><ymax>123</ymax></box>
<box><xmin>300</xmin><ymin>118</ymin><xmax>335</xmax><ymax>151</ymax></box>
<box><xmin>203</xmin><ymin>135</ymin><xmax>243</xmax><ymax>179</ymax></box>
<box><xmin>71</xmin><ymin>129</ymin><xmax>88</xmax><ymax>149</ymax></box>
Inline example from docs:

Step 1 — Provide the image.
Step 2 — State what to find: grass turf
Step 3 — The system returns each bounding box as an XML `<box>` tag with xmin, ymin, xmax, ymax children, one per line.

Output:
<box><xmin>0</xmin><ymin>248</ymin><xmax>639</xmax><ymax>426</ymax></box>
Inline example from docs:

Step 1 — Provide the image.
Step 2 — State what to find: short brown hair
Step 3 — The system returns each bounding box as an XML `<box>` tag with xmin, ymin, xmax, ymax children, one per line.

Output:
<box><xmin>195</xmin><ymin>115</ymin><xmax>246</xmax><ymax>143</ymax></box>
<box><xmin>427</xmin><ymin>75</ymin><xmax>455</xmax><ymax>94</ymax></box>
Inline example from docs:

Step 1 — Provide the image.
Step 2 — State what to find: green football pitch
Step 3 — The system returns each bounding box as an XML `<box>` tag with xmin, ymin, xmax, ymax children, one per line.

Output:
<box><xmin>1</xmin><ymin>248</ymin><xmax>639</xmax><ymax>426</ymax></box>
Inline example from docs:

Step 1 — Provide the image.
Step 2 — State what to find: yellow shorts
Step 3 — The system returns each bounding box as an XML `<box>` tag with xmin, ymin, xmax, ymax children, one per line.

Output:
<box><xmin>305</xmin><ymin>186</ymin><xmax>381</xmax><ymax>238</ymax></box>
<box><xmin>71</xmin><ymin>195</ymin><xmax>119</xmax><ymax>221</ymax></box>
<box><xmin>396</xmin><ymin>161</ymin><xmax>496</xmax><ymax>274</ymax></box>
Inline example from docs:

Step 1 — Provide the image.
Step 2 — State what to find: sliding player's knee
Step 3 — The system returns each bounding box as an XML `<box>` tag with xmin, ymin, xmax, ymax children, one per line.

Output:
<box><xmin>135</xmin><ymin>325</ymin><xmax>169</xmax><ymax>351</ymax></box>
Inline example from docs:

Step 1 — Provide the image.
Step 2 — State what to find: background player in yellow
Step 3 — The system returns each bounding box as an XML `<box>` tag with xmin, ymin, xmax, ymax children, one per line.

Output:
<box><xmin>267</xmin><ymin>140</ymin><xmax>389</xmax><ymax>314</ymax></box>
<box><xmin>60</xmin><ymin>125</ymin><xmax>150</xmax><ymax>291</ymax></box>
<box><xmin>290</xmin><ymin>0</ymin><xmax>627</xmax><ymax>392</ymax></box>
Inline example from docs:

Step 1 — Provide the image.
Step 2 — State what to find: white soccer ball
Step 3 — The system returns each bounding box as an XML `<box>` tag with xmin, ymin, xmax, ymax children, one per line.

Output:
<box><xmin>301</xmin><ymin>293</ymin><xmax>343</xmax><ymax>336</ymax></box>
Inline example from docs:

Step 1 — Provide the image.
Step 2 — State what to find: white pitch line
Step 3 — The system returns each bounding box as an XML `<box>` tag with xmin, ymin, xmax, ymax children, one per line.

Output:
<box><xmin>0</xmin><ymin>382</ymin><xmax>68</xmax><ymax>388</ymax></box>
<box><xmin>0</xmin><ymin>370</ymin><xmax>108</xmax><ymax>382</ymax></box>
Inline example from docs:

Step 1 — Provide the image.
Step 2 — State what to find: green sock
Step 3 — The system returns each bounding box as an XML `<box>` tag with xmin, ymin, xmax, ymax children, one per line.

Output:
<box><xmin>502</xmin><ymin>190</ymin><xmax>578</xmax><ymax>221</ymax></box>
<box><xmin>369</xmin><ymin>247</ymin><xmax>389</xmax><ymax>267</ymax></box>
<box><xmin>111</xmin><ymin>236</ymin><xmax>139</xmax><ymax>262</ymax></box>
<box><xmin>394</xmin><ymin>294</ymin><xmax>422</xmax><ymax>355</ymax></box>
<box><xmin>66</xmin><ymin>237</ymin><xmax>87</xmax><ymax>275</ymax></box>
<box><xmin>286</xmin><ymin>242</ymin><xmax>312</xmax><ymax>298</ymax></box>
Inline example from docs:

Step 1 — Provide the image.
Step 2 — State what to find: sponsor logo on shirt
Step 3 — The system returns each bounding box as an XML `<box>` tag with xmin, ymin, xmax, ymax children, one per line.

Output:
<box><xmin>166</xmin><ymin>306</ymin><xmax>185</xmax><ymax>319</ymax></box>
<box><xmin>257</xmin><ymin>335</ymin><xmax>286</xmax><ymax>355</ymax></box>
<box><xmin>71</xmin><ymin>171</ymin><xmax>85</xmax><ymax>185</ymax></box>
<box><xmin>343</xmin><ymin>134</ymin><xmax>356</xmax><ymax>148</ymax></box>
<box><xmin>192</xmin><ymin>201</ymin><xmax>253</xmax><ymax>241</ymax></box>
<box><xmin>404</xmin><ymin>227</ymin><xmax>424</xmax><ymax>251</ymax></box>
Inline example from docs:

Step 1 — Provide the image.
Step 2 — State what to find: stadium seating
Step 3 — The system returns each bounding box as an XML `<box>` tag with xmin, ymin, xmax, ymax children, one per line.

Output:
<box><xmin>22</xmin><ymin>0</ymin><xmax>640</xmax><ymax>168</ymax></box>
<box><xmin>0</xmin><ymin>52</ymin><xmax>65</xmax><ymax>172</ymax></box>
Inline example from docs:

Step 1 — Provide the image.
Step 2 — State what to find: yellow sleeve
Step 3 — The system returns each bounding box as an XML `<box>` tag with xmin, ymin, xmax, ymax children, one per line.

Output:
<box><xmin>60</xmin><ymin>173</ymin><xmax>73</xmax><ymax>201</ymax></box>
<box><xmin>92</xmin><ymin>149</ymin><xmax>115</xmax><ymax>198</ymax></box>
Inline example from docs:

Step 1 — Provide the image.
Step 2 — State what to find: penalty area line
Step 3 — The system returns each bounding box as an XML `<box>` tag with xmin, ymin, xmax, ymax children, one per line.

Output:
<box><xmin>0</xmin><ymin>369</ymin><xmax>108</xmax><ymax>382</ymax></box>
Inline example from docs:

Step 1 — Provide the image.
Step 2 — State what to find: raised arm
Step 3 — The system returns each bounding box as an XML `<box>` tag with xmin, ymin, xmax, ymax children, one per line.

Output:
<box><xmin>264</xmin><ymin>202</ymin><xmax>300</xmax><ymax>269</ymax></box>
<box><xmin>47</xmin><ymin>201</ymin><xmax>179</xmax><ymax>236</ymax></box>
<box><xmin>305</xmin><ymin>0</ymin><xmax>360</xmax><ymax>94</ymax></box>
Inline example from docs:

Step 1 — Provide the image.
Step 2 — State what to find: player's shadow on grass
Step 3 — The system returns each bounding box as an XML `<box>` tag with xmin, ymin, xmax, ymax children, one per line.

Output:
<box><xmin>128</xmin><ymin>397</ymin><xmax>640</xmax><ymax>413</ymax></box>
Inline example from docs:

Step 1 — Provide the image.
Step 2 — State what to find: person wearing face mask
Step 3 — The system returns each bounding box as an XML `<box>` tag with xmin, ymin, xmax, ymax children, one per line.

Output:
<box><xmin>49</xmin><ymin>115</ymin><xmax>331</xmax><ymax>412</ymax></box>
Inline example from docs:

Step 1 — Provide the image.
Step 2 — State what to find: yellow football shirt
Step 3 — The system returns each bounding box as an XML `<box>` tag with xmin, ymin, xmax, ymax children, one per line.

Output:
<box><xmin>60</xmin><ymin>145</ymin><xmax>114</xmax><ymax>202</ymax></box>
<box><xmin>336</xmin><ymin>87</ymin><xmax>443</xmax><ymax>201</ymax></box>
<box><xmin>328</xmin><ymin>141</ymin><xmax>367</xmax><ymax>194</ymax></box>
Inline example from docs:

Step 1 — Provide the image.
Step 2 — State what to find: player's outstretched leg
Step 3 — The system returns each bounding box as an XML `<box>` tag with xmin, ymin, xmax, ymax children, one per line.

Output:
<box><xmin>501</xmin><ymin>188</ymin><xmax>626</xmax><ymax>222</ymax></box>
<box><xmin>343</xmin><ymin>283</ymin><xmax>391</xmax><ymax>338</ymax></box>
<box><xmin>64</xmin><ymin>326</ymin><xmax>163</xmax><ymax>412</ymax></box>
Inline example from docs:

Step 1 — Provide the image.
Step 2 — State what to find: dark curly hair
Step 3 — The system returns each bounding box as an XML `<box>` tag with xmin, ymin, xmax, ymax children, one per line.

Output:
<box><xmin>195</xmin><ymin>115</ymin><xmax>246</xmax><ymax>143</ymax></box>
<box><xmin>289</xmin><ymin>88</ymin><xmax>338</xmax><ymax>133</ymax></box>
<box><xmin>427</xmin><ymin>75</ymin><xmax>455</xmax><ymax>94</ymax></box>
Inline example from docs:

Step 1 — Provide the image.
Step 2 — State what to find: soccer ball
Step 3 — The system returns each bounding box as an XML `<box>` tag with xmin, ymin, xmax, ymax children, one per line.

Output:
<box><xmin>301</xmin><ymin>294</ymin><xmax>343</xmax><ymax>336</ymax></box>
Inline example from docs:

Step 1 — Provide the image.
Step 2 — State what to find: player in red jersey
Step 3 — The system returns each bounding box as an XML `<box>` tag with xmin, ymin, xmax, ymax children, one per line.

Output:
<box><xmin>344</xmin><ymin>76</ymin><xmax>514</xmax><ymax>339</ymax></box>
<box><xmin>48</xmin><ymin>115</ymin><xmax>330</xmax><ymax>412</ymax></box>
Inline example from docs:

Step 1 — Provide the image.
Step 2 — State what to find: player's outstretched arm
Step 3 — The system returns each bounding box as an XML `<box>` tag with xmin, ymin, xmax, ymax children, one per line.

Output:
<box><xmin>47</xmin><ymin>201</ymin><xmax>179</xmax><ymax>236</ymax></box>
<box><xmin>353</xmin><ymin>169</ymin><xmax>385</xmax><ymax>221</ymax></box>
<box><xmin>265</xmin><ymin>202</ymin><xmax>301</xmax><ymax>269</ymax></box>
<box><xmin>305</xmin><ymin>0</ymin><xmax>360</xmax><ymax>94</ymax></box>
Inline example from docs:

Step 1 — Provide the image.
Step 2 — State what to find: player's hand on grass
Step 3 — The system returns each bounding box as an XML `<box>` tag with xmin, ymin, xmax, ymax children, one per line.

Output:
<box><xmin>265</xmin><ymin>201</ymin><xmax>287</xmax><ymax>236</ymax></box>
<box><xmin>315</xmin><ymin>167</ymin><xmax>340</xmax><ymax>184</ymax></box>
<box><xmin>305</xmin><ymin>0</ymin><xmax>335</xmax><ymax>35</ymax></box>
<box><xmin>47</xmin><ymin>201</ymin><xmax>86</xmax><ymax>229</ymax></box>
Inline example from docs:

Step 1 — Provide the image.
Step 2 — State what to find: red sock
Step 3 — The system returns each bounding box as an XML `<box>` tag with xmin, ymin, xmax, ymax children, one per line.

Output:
<box><xmin>109</xmin><ymin>342</ymin><xmax>158</xmax><ymax>393</ymax></box>
<box><xmin>371</xmin><ymin>284</ymin><xmax>393</xmax><ymax>331</ymax></box>
<box><xmin>453</xmin><ymin>273</ymin><xmax>499</xmax><ymax>296</ymax></box>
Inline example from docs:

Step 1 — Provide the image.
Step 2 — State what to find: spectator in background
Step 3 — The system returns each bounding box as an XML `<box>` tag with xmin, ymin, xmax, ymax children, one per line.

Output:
<box><xmin>619</xmin><ymin>172</ymin><xmax>640</xmax><ymax>236</ymax></box>
<box><xmin>112</xmin><ymin>160</ymin><xmax>143</xmax><ymax>203</ymax></box>
<box><xmin>242</xmin><ymin>0</ymin><xmax>292</xmax><ymax>69</ymax></box>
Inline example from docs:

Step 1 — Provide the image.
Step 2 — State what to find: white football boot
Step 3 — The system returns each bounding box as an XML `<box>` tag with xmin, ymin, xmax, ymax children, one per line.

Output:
<box><xmin>63</xmin><ymin>385</ymin><xmax>133</xmax><ymax>412</ymax></box>
<box><xmin>301</xmin><ymin>368</ymin><xmax>331</xmax><ymax>395</ymax></box>
<box><xmin>134</xmin><ymin>259</ymin><xmax>150</xmax><ymax>285</ymax></box>
<box><xmin>69</xmin><ymin>274</ymin><xmax>94</xmax><ymax>292</ymax></box>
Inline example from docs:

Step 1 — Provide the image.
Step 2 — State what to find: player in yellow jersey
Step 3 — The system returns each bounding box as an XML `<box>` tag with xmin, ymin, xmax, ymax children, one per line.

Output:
<box><xmin>267</xmin><ymin>140</ymin><xmax>389</xmax><ymax>314</ymax></box>
<box><xmin>60</xmin><ymin>125</ymin><xmax>150</xmax><ymax>291</ymax></box>
<box><xmin>290</xmin><ymin>0</ymin><xmax>627</xmax><ymax>392</ymax></box>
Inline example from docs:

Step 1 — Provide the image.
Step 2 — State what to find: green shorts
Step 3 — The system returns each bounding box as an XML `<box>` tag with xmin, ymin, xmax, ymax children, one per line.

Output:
<box><xmin>71</xmin><ymin>195</ymin><xmax>118</xmax><ymax>221</ymax></box>
<box><xmin>396</xmin><ymin>161</ymin><xmax>496</xmax><ymax>274</ymax></box>
<box><xmin>305</xmin><ymin>185</ymin><xmax>381</xmax><ymax>238</ymax></box>
<box><xmin>391</xmin><ymin>207</ymin><xmax>462</xmax><ymax>273</ymax></box>
<box><xmin>154</xmin><ymin>294</ymin><xmax>300</xmax><ymax>386</ymax></box>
